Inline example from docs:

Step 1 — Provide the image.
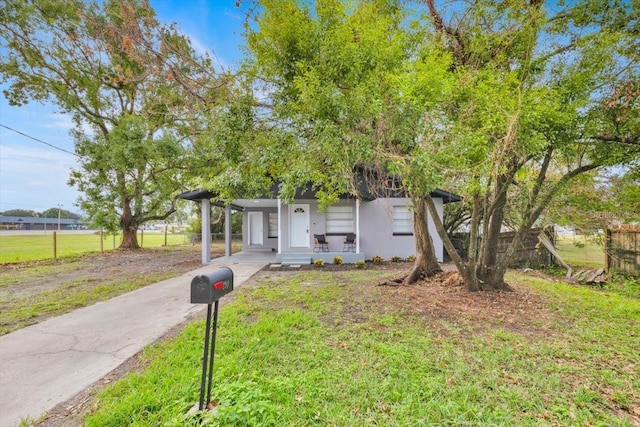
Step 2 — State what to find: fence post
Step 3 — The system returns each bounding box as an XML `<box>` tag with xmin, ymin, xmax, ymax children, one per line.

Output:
<box><xmin>53</xmin><ymin>231</ymin><xmax>57</xmax><ymax>260</ymax></box>
<box><xmin>164</xmin><ymin>225</ymin><xmax>168</xmax><ymax>247</ymax></box>
<box><xmin>100</xmin><ymin>229</ymin><xmax>104</xmax><ymax>253</ymax></box>
<box><xmin>605</xmin><ymin>228</ymin><xmax>611</xmax><ymax>271</ymax></box>
<box><xmin>140</xmin><ymin>229</ymin><xmax>144</xmax><ymax>248</ymax></box>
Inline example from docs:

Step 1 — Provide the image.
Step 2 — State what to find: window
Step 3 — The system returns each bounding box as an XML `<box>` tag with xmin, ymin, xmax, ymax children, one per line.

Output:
<box><xmin>392</xmin><ymin>205</ymin><xmax>413</xmax><ymax>235</ymax></box>
<box><xmin>268</xmin><ymin>212</ymin><xmax>278</xmax><ymax>238</ymax></box>
<box><xmin>326</xmin><ymin>206</ymin><xmax>354</xmax><ymax>234</ymax></box>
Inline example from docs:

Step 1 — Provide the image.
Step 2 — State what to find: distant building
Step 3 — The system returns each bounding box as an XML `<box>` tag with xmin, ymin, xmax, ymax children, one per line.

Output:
<box><xmin>0</xmin><ymin>216</ymin><xmax>83</xmax><ymax>230</ymax></box>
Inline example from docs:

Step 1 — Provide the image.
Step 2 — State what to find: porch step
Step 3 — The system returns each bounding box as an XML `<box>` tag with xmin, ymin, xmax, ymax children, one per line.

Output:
<box><xmin>281</xmin><ymin>254</ymin><xmax>312</xmax><ymax>265</ymax></box>
<box><xmin>244</xmin><ymin>247</ymin><xmax>275</xmax><ymax>253</ymax></box>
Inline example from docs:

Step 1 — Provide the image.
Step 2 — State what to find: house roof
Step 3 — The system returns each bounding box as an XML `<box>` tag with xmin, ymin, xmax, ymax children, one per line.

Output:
<box><xmin>178</xmin><ymin>185</ymin><xmax>462</xmax><ymax>208</ymax></box>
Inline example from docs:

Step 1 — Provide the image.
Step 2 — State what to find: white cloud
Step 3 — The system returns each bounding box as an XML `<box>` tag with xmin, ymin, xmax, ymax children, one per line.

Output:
<box><xmin>42</xmin><ymin>113</ymin><xmax>75</xmax><ymax>130</ymax></box>
<box><xmin>43</xmin><ymin>113</ymin><xmax>94</xmax><ymax>137</ymax></box>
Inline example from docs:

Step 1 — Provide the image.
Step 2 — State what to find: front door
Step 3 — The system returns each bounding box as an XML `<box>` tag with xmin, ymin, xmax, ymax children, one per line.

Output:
<box><xmin>248</xmin><ymin>212</ymin><xmax>263</xmax><ymax>245</ymax></box>
<box><xmin>289</xmin><ymin>204</ymin><xmax>309</xmax><ymax>248</ymax></box>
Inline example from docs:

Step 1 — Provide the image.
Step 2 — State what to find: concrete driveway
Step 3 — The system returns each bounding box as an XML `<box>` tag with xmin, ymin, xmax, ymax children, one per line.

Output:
<box><xmin>0</xmin><ymin>260</ymin><xmax>267</xmax><ymax>427</ymax></box>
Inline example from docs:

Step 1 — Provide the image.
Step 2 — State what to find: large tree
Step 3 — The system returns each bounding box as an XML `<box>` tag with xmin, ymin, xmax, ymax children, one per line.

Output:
<box><xmin>0</xmin><ymin>0</ymin><xmax>223</xmax><ymax>248</ymax></box>
<box><xmin>239</xmin><ymin>0</ymin><xmax>450</xmax><ymax>281</ymax></box>
<box><xmin>239</xmin><ymin>0</ymin><xmax>638</xmax><ymax>290</ymax></box>
<box><xmin>417</xmin><ymin>0</ymin><xmax>639</xmax><ymax>290</ymax></box>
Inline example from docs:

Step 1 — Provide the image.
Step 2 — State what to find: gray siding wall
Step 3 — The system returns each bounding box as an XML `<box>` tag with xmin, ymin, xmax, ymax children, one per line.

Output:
<box><xmin>358</xmin><ymin>198</ymin><xmax>444</xmax><ymax>262</ymax></box>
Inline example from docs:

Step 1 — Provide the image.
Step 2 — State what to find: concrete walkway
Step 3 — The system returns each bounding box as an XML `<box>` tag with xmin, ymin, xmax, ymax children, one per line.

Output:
<box><xmin>0</xmin><ymin>259</ymin><xmax>268</xmax><ymax>427</ymax></box>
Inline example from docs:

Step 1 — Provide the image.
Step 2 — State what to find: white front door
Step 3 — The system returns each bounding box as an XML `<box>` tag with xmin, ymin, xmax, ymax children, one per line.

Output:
<box><xmin>248</xmin><ymin>212</ymin><xmax>263</xmax><ymax>245</ymax></box>
<box><xmin>289</xmin><ymin>204</ymin><xmax>309</xmax><ymax>248</ymax></box>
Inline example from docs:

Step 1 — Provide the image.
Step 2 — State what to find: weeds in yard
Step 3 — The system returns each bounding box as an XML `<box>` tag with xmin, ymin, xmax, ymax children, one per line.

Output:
<box><xmin>604</xmin><ymin>274</ymin><xmax>640</xmax><ymax>299</ymax></box>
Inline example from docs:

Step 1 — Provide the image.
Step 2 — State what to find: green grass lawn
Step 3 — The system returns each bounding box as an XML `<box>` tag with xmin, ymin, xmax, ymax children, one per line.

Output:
<box><xmin>82</xmin><ymin>270</ymin><xmax>640</xmax><ymax>426</ymax></box>
<box><xmin>0</xmin><ymin>232</ymin><xmax>190</xmax><ymax>263</ymax></box>
<box><xmin>555</xmin><ymin>234</ymin><xmax>606</xmax><ymax>269</ymax></box>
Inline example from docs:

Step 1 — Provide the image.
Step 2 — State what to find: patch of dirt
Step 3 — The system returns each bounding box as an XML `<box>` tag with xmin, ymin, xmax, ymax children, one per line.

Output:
<box><xmin>0</xmin><ymin>246</ymin><xmax>214</xmax><ymax>333</ymax></box>
<box><xmin>383</xmin><ymin>271</ymin><xmax>555</xmax><ymax>337</ymax></box>
<box><xmin>0</xmin><ymin>246</ymin><xmax>209</xmax><ymax>298</ymax></box>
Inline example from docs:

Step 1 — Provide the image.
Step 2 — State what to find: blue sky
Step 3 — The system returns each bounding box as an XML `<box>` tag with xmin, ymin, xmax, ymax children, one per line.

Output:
<box><xmin>0</xmin><ymin>1</ymin><xmax>248</xmax><ymax>214</ymax></box>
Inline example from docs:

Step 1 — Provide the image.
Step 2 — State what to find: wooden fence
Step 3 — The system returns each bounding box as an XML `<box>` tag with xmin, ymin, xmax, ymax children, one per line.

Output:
<box><xmin>606</xmin><ymin>224</ymin><xmax>640</xmax><ymax>276</ymax></box>
<box><xmin>448</xmin><ymin>227</ymin><xmax>554</xmax><ymax>267</ymax></box>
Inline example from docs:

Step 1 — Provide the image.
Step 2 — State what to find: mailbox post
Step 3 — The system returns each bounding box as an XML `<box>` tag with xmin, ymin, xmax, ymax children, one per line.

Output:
<box><xmin>191</xmin><ymin>267</ymin><xmax>234</xmax><ymax>411</ymax></box>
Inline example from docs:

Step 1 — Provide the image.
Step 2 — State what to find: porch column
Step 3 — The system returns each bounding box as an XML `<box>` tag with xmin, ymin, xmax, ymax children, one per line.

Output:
<box><xmin>277</xmin><ymin>197</ymin><xmax>282</xmax><ymax>254</ymax></box>
<box><xmin>224</xmin><ymin>204</ymin><xmax>232</xmax><ymax>257</ymax></box>
<box><xmin>356</xmin><ymin>198</ymin><xmax>360</xmax><ymax>253</ymax></box>
<box><xmin>201</xmin><ymin>198</ymin><xmax>211</xmax><ymax>265</ymax></box>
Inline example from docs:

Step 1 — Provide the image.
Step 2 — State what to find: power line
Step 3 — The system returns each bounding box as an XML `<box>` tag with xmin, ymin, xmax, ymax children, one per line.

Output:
<box><xmin>0</xmin><ymin>123</ymin><xmax>78</xmax><ymax>156</ymax></box>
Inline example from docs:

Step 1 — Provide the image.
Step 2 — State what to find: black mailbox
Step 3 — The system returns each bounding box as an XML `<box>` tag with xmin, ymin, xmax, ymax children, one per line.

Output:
<box><xmin>190</xmin><ymin>267</ymin><xmax>234</xmax><ymax>304</ymax></box>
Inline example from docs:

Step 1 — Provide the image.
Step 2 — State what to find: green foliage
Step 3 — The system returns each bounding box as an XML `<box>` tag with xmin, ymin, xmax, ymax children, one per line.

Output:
<box><xmin>242</xmin><ymin>0</ymin><xmax>438</xmax><ymax>207</ymax></box>
<box><xmin>0</xmin><ymin>0</ymin><xmax>222</xmax><ymax>247</ymax></box>
<box><xmin>0</xmin><ymin>209</ymin><xmax>38</xmax><ymax>217</ymax></box>
<box><xmin>0</xmin><ymin>208</ymin><xmax>81</xmax><ymax>219</ymax></box>
<box><xmin>390</xmin><ymin>255</ymin><xmax>402</xmax><ymax>262</ymax></box>
<box><xmin>605</xmin><ymin>274</ymin><xmax>640</xmax><ymax>299</ymax></box>
<box><xmin>333</xmin><ymin>255</ymin><xmax>343</xmax><ymax>265</ymax></box>
<box><xmin>200</xmin><ymin>381</ymin><xmax>277</xmax><ymax>426</ymax></box>
<box><xmin>406</xmin><ymin>254</ymin><xmax>416</xmax><ymax>262</ymax></box>
<box><xmin>312</xmin><ymin>258</ymin><xmax>324</xmax><ymax>266</ymax></box>
<box><xmin>241</xmin><ymin>0</ymin><xmax>638</xmax><ymax>290</ymax></box>
<box><xmin>372</xmin><ymin>255</ymin><xmax>384</xmax><ymax>264</ymax></box>
<box><xmin>355</xmin><ymin>259</ymin><xmax>365</xmax><ymax>268</ymax></box>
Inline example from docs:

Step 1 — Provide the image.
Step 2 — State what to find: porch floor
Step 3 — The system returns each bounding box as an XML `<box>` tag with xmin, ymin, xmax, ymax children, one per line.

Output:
<box><xmin>214</xmin><ymin>251</ymin><xmax>277</xmax><ymax>264</ymax></box>
<box><xmin>277</xmin><ymin>251</ymin><xmax>365</xmax><ymax>264</ymax></box>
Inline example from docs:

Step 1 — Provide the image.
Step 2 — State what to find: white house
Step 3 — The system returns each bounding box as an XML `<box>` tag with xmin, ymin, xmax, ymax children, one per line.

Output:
<box><xmin>180</xmin><ymin>183</ymin><xmax>461</xmax><ymax>265</ymax></box>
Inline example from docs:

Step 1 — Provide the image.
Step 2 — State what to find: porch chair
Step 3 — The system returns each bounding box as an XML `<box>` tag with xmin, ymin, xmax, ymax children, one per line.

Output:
<box><xmin>343</xmin><ymin>233</ymin><xmax>356</xmax><ymax>252</ymax></box>
<box><xmin>313</xmin><ymin>234</ymin><xmax>329</xmax><ymax>252</ymax></box>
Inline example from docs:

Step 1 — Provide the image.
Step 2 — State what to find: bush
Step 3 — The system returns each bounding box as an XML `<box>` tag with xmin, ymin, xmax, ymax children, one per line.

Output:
<box><xmin>372</xmin><ymin>255</ymin><xmax>384</xmax><ymax>264</ymax></box>
<box><xmin>390</xmin><ymin>256</ymin><xmax>402</xmax><ymax>262</ymax></box>
<box><xmin>355</xmin><ymin>260</ymin><xmax>365</xmax><ymax>269</ymax></box>
<box><xmin>333</xmin><ymin>256</ymin><xmax>343</xmax><ymax>265</ymax></box>
<box><xmin>406</xmin><ymin>254</ymin><xmax>416</xmax><ymax>262</ymax></box>
<box><xmin>313</xmin><ymin>259</ymin><xmax>324</xmax><ymax>266</ymax></box>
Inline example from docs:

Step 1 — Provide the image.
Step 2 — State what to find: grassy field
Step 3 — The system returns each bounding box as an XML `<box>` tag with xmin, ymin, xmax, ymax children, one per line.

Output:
<box><xmin>82</xmin><ymin>270</ymin><xmax>640</xmax><ymax>426</ymax></box>
<box><xmin>555</xmin><ymin>234</ymin><xmax>606</xmax><ymax>269</ymax></box>
<box><xmin>0</xmin><ymin>232</ymin><xmax>191</xmax><ymax>263</ymax></box>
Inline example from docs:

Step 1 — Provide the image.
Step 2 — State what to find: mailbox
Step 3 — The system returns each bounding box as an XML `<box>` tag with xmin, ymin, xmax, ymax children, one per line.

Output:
<box><xmin>190</xmin><ymin>267</ymin><xmax>234</xmax><ymax>304</ymax></box>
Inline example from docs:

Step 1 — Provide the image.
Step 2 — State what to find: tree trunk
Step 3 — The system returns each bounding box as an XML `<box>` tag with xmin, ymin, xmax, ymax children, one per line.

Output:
<box><xmin>464</xmin><ymin>194</ymin><xmax>482</xmax><ymax>291</ymax></box>
<box><xmin>423</xmin><ymin>195</ymin><xmax>481</xmax><ymax>290</ymax></box>
<box><xmin>403</xmin><ymin>196</ymin><xmax>442</xmax><ymax>285</ymax></box>
<box><xmin>478</xmin><ymin>174</ymin><xmax>510</xmax><ymax>290</ymax></box>
<box><xmin>119</xmin><ymin>201</ymin><xmax>140</xmax><ymax>249</ymax></box>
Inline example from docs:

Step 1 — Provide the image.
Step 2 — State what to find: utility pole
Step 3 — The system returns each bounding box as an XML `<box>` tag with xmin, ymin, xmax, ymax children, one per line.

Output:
<box><xmin>57</xmin><ymin>204</ymin><xmax>63</xmax><ymax>231</ymax></box>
